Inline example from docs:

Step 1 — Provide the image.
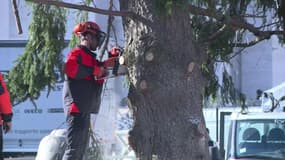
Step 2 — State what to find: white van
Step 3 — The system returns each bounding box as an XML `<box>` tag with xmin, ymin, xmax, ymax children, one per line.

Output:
<box><xmin>224</xmin><ymin>112</ymin><xmax>285</xmax><ymax>160</ymax></box>
<box><xmin>0</xmin><ymin>41</ymin><xmax>67</xmax><ymax>154</ymax></box>
<box><xmin>3</xmin><ymin>82</ymin><xmax>66</xmax><ymax>154</ymax></box>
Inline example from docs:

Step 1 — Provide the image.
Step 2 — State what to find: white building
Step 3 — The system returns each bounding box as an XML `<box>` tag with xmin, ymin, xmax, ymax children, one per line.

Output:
<box><xmin>230</xmin><ymin>37</ymin><xmax>285</xmax><ymax>101</ymax></box>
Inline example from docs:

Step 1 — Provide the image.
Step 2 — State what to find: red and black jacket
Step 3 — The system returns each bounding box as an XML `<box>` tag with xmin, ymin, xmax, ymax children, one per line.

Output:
<box><xmin>0</xmin><ymin>73</ymin><xmax>13</xmax><ymax>124</ymax></box>
<box><xmin>63</xmin><ymin>45</ymin><xmax>104</xmax><ymax>114</ymax></box>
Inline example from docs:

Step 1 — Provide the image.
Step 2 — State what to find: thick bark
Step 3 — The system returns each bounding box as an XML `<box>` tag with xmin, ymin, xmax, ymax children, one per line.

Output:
<box><xmin>120</xmin><ymin>1</ymin><xmax>210</xmax><ymax>159</ymax></box>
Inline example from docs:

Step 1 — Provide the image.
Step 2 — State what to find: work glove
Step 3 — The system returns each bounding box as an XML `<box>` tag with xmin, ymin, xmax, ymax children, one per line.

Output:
<box><xmin>108</xmin><ymin>47</ymin><xmax>123</xmax><ymax>58</ymax></box>
<box><xmin>104</xmin><ymin>47</ymin><xmax>123</xmax><ymax>68</ymax></box>
<box><xmin>109</xmin><ymin>47</ymin><xmax>125</xmax><ymax>65</ymax></box>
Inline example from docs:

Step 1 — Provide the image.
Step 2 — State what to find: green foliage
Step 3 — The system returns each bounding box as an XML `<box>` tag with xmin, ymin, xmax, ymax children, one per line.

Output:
<box><xmin>220</xmin><ymin>71</ymin><xmax>239</xmax><ymax>105</ymax></box>
<box><xmin>203</xmin><ymin>75</ymin><xmax>219</xmax><ymax>101</ymax></box>
<box><xmin>208</xmin><ymin>27</ymin><xmax>236</xmax><ymax>62</ymax></box>
<box><xmin>69</xmin><ymin>34</ymin><xmax>80</xmax><ymax>49</ymax></box>
<box><xmin>203</xmin><ymin>68</ymin><xmax>246</xmax><ymax>108</ymax></box>
<box><xmin>201</xmin><ymin>62</ymin><xmax>218</xmax><ymax>100</ymax></box>
<box><xmin>191</xmin><ymin>16</ymin><xmax>236</xmax><ymax>61</ymax></box>
<box><xmin>277</xmin><ymin>1</ymin><xmax>285</xmax><ymax>32</ymax></box>
<box><xmin>189</xmin><ymin>0</ymin><xmax>281</xmax><ymax>106</ymax></box>
<box><xmin>192</xmin><ymin>14</ymin><xmax>239</xmax><ymax>105</ymax></box>
<box><xmin>7</xmin><ymin>2</ymin><xmax>66</xmax><ymax>105</ymax></box>
<box><xmin>155</xmin><ymin>0</ymin><xmax>187</xmax><ymax>15</ymax></box>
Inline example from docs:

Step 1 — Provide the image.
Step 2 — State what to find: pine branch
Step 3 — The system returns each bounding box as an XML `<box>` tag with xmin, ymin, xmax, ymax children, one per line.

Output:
<box><xmin>188</xmin><ymin>4</ymin><xmax>285</xmax><ymax>38</ymax></box>
<box><xmin>26</xmin><ymin>0</ymin><xmax>134</xmax><ymax>17</ymax></box>
<box><xmin>199</xmin><ymin>24</ymin><xmax>227</xmax><ymax>43</ymax></box>
<box><xmin>27</xmin><ymin>0</ymin><xmax>285</xmax><ymax>38</ymax></box>
<box><xmin>7</xmin><ymin>3</ymin><xmax>66</xmax><ymax>104</ymax></box>
<box><xmin>231</xmin><ymin>36</ymin><xmax>270</xmax><ymax>48</ymax></box>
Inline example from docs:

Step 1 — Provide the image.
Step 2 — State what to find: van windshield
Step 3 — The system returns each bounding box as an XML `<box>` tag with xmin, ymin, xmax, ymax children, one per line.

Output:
<box><xmin>236</xmin><ymin>119</ymin><xmax>285</xmax><ymax>159</ymax></box>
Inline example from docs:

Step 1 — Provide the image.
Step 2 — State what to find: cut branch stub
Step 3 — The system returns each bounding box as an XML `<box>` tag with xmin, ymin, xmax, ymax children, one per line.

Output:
<box><xmin>139</xmin><ymin>80</ymin><xmax>147</xmax><ymax>90</ymax></box>
<box><xmin>145</xmin><ymin>52</ymin><xmax>154</xmax><ymax>62</ymax></box>
<box><xmin>188</xmin><ymin>62</ymin><xmax>196</xmax><ymax>73</ymax></box>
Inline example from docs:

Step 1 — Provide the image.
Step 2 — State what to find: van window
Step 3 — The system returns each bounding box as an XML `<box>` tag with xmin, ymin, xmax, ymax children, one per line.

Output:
<box><xmin>235</xmin><ymin>119</ymin><xmax>285</xmax><ymax>159</ymax></box>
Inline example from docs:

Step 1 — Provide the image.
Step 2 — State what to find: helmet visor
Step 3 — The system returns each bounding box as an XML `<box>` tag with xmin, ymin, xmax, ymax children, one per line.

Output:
<box><xmin>96</xmin><ymin>31</ymin><xmax>106</xmax><ymax>48</ymax></box>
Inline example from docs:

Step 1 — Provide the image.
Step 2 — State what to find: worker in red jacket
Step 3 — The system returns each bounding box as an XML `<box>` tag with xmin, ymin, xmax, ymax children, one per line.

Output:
<box><xmin>62</xmin><ymin>21</ymin><xmax>119</xmax><ymax>160</ymax></box>
<box><xmin>0</xmin><ymin>73</ymin><xmax>13</xmax><ymax>160</ymax></box>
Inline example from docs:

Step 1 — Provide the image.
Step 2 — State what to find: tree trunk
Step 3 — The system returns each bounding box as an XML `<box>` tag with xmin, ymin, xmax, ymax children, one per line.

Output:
<box><xmin>120</xmin><ymin>1</ymin><xmax>210</xmax><ymax>159</ymax></box>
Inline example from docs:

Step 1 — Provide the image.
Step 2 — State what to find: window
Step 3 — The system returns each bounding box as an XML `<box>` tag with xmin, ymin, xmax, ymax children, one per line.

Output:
<box><xmin>235</xmin><ymin>119</ymin><xmax>285</xmax><ymax>159</ymax></box>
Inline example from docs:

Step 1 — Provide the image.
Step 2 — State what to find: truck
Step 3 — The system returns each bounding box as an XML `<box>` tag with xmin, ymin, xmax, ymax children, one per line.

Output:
<box><xmin>207</xmin><ymin>82</ymin><xmax>285</xmax><ymax>160</ymax></box>
<box><xmin>219</xmin><ymin>111</ymin><xmax>285</xmax><ymax>160</ymax></box>
<box><xmin>2</xmin><ymin>82</ymin><xmax>66</xmax><ymax>155</ymax></box>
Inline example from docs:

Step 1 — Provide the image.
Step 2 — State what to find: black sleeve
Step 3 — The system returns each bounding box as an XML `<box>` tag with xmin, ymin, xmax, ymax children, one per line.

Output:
<box><xmin>74</xmin><ymin>54</ymin><xmax>93</xmax><ymax>80</ymax></box>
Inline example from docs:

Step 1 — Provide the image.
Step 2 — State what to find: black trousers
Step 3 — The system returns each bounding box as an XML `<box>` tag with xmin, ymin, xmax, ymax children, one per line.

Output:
<box><xmin>62</xmin><ymin>113</ymin><xmax>90</xmax><ymax>160</ymax></box>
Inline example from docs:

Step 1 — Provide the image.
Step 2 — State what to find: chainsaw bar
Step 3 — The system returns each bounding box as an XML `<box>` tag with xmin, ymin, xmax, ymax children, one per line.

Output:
<box><xmin>95</xmin><ymin>65</ymin><xmax>128</xmax><ymax>80</ymax></box>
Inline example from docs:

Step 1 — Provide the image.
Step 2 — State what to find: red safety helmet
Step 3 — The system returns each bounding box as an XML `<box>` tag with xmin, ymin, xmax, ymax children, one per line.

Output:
<box><xmin>73</xmin><ymin>21</ymin><xmax>101</xmax><ymax>36</ymax></box>
<box><xmin>73</xmin><ymin>21</ymin><xmax>106</xmax><ymax>47</ymax></box>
